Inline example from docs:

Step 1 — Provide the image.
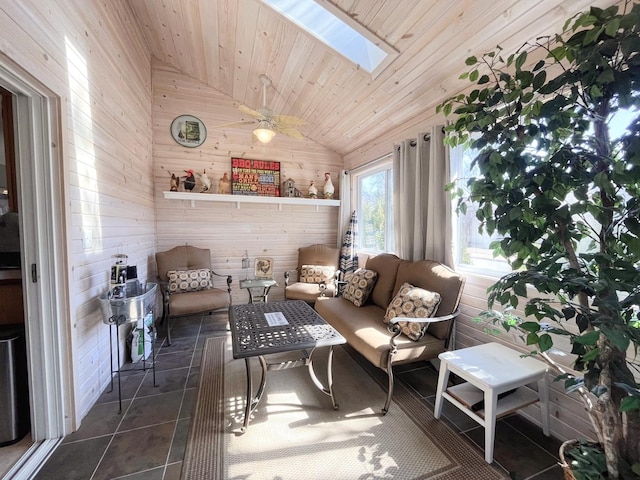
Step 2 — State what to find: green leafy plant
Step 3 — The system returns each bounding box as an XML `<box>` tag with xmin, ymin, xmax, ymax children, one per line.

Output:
<box><xmin>438</xmin><ymin>3</ymin><xmax>640</xmax><ymax>479</ymax></box>
<box><xmin>565</xmin><ymin>440</ymin><xmax>609</xmax><ymax>480</ymax></box>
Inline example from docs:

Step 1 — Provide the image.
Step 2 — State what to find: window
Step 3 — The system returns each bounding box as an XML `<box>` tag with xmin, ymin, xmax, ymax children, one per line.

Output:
<box><xmin>449</xmin><ymin>106</ymin><xmax>638</xmax><ymax>278</ymax></box>
<box><xmin>260</xmin><ymin>0</ymin><xmax>397</xmax><ymax>75</ymax></box>
<box><xmin>450</xmin><ymin>144</ymin><xmax>511</xmax><ymax>276</ymax></box>
<box><xmin>352</xmin><ymin>158</ymin><xmax>394</xmax><ymax>253</ymax></box>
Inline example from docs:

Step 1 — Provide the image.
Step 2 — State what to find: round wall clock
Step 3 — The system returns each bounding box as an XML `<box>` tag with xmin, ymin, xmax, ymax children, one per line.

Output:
<box><xmin>170</xmin><ymin>114</ymin><xmax>207</xmax><ymax>148</ymax></box>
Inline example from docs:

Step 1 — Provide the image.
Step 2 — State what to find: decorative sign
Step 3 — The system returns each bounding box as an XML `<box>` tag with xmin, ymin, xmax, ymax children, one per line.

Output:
<box><xmin>231</xmin><ymin>158</ymin><xmax>281</xmax><ymax>197</ymax></box>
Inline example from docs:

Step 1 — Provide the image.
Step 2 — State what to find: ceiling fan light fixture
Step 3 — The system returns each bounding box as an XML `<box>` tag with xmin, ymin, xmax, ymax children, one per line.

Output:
<box><xmin>254</xmin><ymin>121</ymin><xmax>276</xmax><ymax>143</ymax></box>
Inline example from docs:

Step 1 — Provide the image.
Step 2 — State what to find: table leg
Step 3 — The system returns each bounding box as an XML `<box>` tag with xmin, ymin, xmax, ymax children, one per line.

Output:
<box><xmin>241</xmin><ymin>355</ymin><xmax>268</xmax><ymax>432</ymax></box>
<box><xmin>484</xmin><ymin>389</ymin><xmax>498</xmax><ymax>463</ymax></box>
<box><xmin>434</xmin><ymin>361</ymin><xmax>450</xmax><ymax>419</ymax></box>
<box><xmin>307</xmin><ymin>346</ymin><xmax>339</xmax><ymax>409</ymax></box>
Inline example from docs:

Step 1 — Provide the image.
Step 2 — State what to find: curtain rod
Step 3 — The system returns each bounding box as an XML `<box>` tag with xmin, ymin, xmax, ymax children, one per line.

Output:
<box><xmin>346</xmin><ymin>151</ymin><xmax>393</xmax><ymax>175</ymax></box>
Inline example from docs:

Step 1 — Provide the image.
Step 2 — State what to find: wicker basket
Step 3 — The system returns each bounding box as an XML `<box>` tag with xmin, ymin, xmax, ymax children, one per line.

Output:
<box><xmin>559</xmin><ymin>439</ymin><xmax>579</xmax><ymax>480</ymax></box>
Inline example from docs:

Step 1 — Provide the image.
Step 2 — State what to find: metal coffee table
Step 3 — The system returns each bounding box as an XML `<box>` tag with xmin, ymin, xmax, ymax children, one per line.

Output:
<box><xmin>229</xmin><ymin>300</ymin><xmax>346</xmax><ymax>432</ymax></box>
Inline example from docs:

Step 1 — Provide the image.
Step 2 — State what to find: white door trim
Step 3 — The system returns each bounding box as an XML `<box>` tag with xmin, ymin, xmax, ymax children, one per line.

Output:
<box><xmin>0</xmin><ymin>59</ymin><xmax>74</xmax><ymax>478</ymax></box>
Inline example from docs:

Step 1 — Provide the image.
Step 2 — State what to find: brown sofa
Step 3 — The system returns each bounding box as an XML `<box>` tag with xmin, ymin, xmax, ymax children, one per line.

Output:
<box><xmin>315</xmin><ymin>253</ymin><xmax>465</xmax><ymax>413</ymax></box>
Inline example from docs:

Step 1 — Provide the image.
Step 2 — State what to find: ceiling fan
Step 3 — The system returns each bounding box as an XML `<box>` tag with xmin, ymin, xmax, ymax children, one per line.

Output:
<box><xmin>222</xmin><ymin>74</ymin><xmax>306</xmax><ymax>144</ymax></box>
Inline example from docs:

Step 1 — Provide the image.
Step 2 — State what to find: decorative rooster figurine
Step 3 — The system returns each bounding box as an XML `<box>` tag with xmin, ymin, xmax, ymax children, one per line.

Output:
<box><xmin>169</xmin><ymin>172</ymin><xmax>179</xmax><ymax>191</ymax></box>
<box><xmin>323</xmin><ymin>172</ymin><xmax>334</xmax><ymax>199</ymax></box>
<box><xmin>308</xmin><ymin>180</ymin><xmax>318</xmax><ymax>199</ymax></box>
<box><xmin>198</xmin><ymin>170</ymin><xmax>212</xmax><ymax>192</ymax></box>
<box><xmin>183</xmin><ymin>169</ymin><xmax>196</xmax><ymax>191</ymax></box>
<box><xmin>218</xmin><ymin>172</ymin><xmax>231</xmax><ymax>194</ymax></box>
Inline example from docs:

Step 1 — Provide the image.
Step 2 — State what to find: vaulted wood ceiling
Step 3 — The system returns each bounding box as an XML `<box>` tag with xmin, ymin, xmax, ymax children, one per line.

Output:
<box><xmin>129</xmin><ymin>0</ymin><xmax>617</xmax><ymax>156</ymax></box>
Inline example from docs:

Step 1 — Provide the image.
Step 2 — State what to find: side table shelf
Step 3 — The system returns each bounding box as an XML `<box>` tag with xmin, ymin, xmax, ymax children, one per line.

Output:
<box><xmin>98</xmin><ymin>281</ymin><xmax>159</xmax><ymax>412</ymax></box>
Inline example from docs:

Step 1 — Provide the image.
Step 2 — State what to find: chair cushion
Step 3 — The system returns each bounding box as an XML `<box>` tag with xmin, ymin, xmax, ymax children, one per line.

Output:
<box><xmin>169</xmin><ymin>288</ymin><xmax>229</xmax><ymax>316</ymax></box>
<box><xmin>342</xmin><ymin>268</ymin><xmax>378</xmax><ymax>307</ymax></box>
<box><xmin>167</xmin><ymin>269</ymin><xmax>212</xmax><ymax>293</ymax></box>
<box><xmin>383</xmin><ymin>283</ymin><xmax>441</xmax><ymax>341</ymax></box>
<box><xmin>299</xmin><ymin>265</ymin><xmax>336</xmax><ymax>283</ymax></box>
<box><xmin>285</xmin><ymin>282</ymin><xmax>336</xmax><ymax>303</ymax></box>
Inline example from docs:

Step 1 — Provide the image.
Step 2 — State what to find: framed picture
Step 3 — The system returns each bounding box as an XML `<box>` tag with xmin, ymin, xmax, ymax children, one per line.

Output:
<box><xmin>170</xmin><ymin>115</ymin><xmax>207</xmax><ymax>148</ymax></box>
<box><xmin>254</xmin><ymin>257</ymin><xmax>274</xmax><ymax>279</ymax></box>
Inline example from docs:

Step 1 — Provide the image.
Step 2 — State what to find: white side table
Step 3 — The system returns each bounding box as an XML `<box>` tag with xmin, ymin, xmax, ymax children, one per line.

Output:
<box><xmin>434</xmin><ymin>342</ymin><xmax>549</xmax><ymax>463</ymax></box>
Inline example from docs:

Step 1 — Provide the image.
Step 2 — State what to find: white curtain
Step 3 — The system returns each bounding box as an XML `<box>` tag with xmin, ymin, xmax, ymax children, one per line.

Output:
<box><xmin>393</xmin><ymin>125</ymin><xmax>453</xmax><ymax>266</ymax></box>
<box><xmin>337</xmin><ymin>170</ymin><xmax>351</xmax><ymax>249</ymax></box>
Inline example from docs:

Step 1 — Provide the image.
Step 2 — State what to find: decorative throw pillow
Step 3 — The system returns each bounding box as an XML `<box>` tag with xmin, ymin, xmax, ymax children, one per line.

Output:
<box><xmin>384</xmin><ymin>282</ymin><xmax>441</xmax><ymax>341</ymax></box>
<box><xmin>342</xmin><ymin>268</ymin><xmax>378</xmax><ymax>307</ymax></box>
<box><xmin>300</xmin><ymin>265</ymin><xmax>336</xmax><ymax>284</ymax></box>
<box><xmin>167</xmin><ymin>269</ymin><xmax>212</xmax><ymax>293</ymax></box>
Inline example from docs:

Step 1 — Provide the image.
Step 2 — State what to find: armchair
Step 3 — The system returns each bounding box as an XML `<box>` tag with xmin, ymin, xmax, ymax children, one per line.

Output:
<box><xmin>284</xmin><ymin>244</ymin><xmax>340</xmax><ymax>304</ymax></box>
<box><xmin>155</xmin><ymin>245</ymin><xmax>232</xmax><ymax>345</ymax></box>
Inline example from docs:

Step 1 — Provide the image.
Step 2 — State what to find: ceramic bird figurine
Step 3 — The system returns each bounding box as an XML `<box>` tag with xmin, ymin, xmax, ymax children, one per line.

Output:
<box><xmin>323</xmin><ymin>172</ymin><xmax>334</xmax><ymax>199</ymax></box>
<box><xmin>169</xmin><ymin>172</ymin><xmax>179</xmax><ymax>192</ymax></box>
<box><xmin>308</xmin><ymin>180</ymin><xmax>317</xmax><ymax>199</ymax></box>
<box><xmin>183</xmin><ymin>169</ymin><xmax>196</xmax><ymax>191</ymax></box>
<box><xmin>198</xmin><ymin>169</ymin><xmax>211</xmax><ymax>192</ymax></box>
<box><xmin>218</xmin><ymin>172</ymin><xmax>231</xmax><ymax>194</ymax></box>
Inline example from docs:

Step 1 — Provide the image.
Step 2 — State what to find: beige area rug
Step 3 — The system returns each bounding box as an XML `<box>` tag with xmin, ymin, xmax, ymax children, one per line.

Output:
<box><xmin>182</xmin><ymin>336</ymin><xmax>508</xmax><ymax>480</ymax></box>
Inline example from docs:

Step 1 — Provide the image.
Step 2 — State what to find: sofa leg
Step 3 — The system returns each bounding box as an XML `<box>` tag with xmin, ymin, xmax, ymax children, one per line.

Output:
<box><xmin>382</xmin><ymin>367</ymin><xmax>394</xmax><ymax>415</ymax></box>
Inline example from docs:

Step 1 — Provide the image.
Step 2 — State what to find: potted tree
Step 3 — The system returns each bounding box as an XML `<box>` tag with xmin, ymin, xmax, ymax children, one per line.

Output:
<box><xmin>437</xmin><ymin>3</ymin><xmax>639</xmax><ymax>479</ymax></box>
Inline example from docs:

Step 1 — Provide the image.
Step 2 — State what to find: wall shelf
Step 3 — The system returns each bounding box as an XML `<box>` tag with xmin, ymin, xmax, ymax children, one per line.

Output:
<box><xmin>162</xmin><ymin>191</ymin><xmax>340</xmax><ymax>211</ymax></box>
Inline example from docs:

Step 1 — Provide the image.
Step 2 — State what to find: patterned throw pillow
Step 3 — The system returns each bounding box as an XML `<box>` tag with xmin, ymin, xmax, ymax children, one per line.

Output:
<box><xmin>384</xmin><ymin>282</ymin><xmax>441</xmax><ymax>341</ymax></box>
<box><xmin>342</xmin><ymin>268</ymin><xmax>378</xmax><ymax>307</ymax></box>
<box><xmin>299</xmin><ymin>265</ymin><xmax>336</xmax><ymax>284</ymax></box>
<box><xmin>167</xmin><ymin>269</ymin><xmax>212</xmax><ymax>293</ymax></box>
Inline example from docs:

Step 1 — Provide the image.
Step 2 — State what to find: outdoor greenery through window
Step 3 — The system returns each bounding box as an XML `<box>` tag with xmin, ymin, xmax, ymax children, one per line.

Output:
<box><xmin>354</xmin><ymin>159</ymin><xmax>394</xmax><ymax>254</ymax></box>
<box><xmin>449</xmin><ymin>106</ymin><xmax>638</xmax><ymax>278</ymax></box>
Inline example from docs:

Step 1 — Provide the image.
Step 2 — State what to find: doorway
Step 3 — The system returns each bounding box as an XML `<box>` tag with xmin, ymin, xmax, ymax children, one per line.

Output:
<box><xmin>0</xmin><ymin>61</ymin><xmax>74</xmax><ymax>479</ymax></box>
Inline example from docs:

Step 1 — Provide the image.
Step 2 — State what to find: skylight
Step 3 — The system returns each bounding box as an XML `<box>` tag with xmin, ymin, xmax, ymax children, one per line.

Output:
<box><xmin>261</xmin><ymin>0</ymin><xmax>396</xmax><ymax>75</ymax></box>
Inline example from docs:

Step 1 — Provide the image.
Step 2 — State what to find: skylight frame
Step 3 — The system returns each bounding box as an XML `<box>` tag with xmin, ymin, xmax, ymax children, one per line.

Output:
<box><xmin>260</xmin><ymin>0</ymin><xmax>398</xmax><ymax>77</ymax></box>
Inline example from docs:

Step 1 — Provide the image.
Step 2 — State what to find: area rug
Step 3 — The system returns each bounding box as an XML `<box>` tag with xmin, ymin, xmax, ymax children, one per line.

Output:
<box><xmin>182</xmin><ymin>336</ymin><xmax>508</xmax><ymax>480</ymax></box>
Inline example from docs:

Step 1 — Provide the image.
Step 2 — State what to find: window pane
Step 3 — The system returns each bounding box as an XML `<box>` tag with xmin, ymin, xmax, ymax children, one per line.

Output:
<box><xmin>359</xmin><ymin>169</ymin><xmax>389</xmax><ymax>252</ymax></box>
<box><xmin>451</xmin><ymin>145</ymin><xmax>510</xmax><ymax>275</ymax></box>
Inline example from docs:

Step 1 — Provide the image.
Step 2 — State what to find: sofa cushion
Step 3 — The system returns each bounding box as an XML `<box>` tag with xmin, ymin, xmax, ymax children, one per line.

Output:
<box><xmin>384</xmin><ymin>283</ymin><xmax>442</xmax><ymax>341</ymax></box>
<box><xmin>394</xmin><ymin>260</ymin><xmax>465</xmax><ymax>340</ymax></box>
<box><xmin>365</xmin><ymin>254</ymin><xmax>402</xmax><ymax>309</ymax></box>
<box><xmin>342</xmin><ymin>268</ymin><xmax>378</xmax><ymax>307</ymax></box>
<box><xmin>315</xmin><ymin>297</ymin><xmax>446</xmax><ymax>369</ymax></box>
<box><xmin>299</xmin><ymin>264</ymin><xmax>336</xmax><ymax>284</ymax></box>
<box><xmin>167</xmin><ymin>269</ymin><xmax>212</xmax><ymax>293</ymax></box>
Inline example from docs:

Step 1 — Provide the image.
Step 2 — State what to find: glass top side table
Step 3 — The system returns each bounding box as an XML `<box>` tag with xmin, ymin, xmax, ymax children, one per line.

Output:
<box><xmin>239</xmin><ymin>278</ymin><xmax>278</xmax><ymax>303</ymax></box>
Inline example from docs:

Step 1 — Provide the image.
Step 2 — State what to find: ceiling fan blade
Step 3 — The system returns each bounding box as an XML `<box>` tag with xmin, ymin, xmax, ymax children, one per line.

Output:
<box><xmin>272</xmin><ymin>114</ymin><xmax>306</xmax><ymax>127</ymax></box>
<box><xmin>213</xmin><ymin>120</ymin><xmax>255</xmax><ymax>128</ymax></box>
<box><xmin>238</xmin><ymin>104</ymin><xmax>265</xmax><ymax>120</ymax></box>
<box><xmin>274</xmin><ymin>125</ymin><xmax>304</xmax><ymax>140</ymax></box>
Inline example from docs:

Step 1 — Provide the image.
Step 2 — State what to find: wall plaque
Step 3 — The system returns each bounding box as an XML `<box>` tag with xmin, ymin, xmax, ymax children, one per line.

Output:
<box><xmin>231</xmin><ymin>158</ymin><xmax>281</xmax><ymax>197</ymax></box>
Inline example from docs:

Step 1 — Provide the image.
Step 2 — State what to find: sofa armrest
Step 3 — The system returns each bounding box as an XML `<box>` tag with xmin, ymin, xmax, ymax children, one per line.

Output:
<box><xmin>388</xmin><ymin>309</ymin><xmax>460</xmax><ymax>325</ymax></box>
<box><xmin>388</xmin><ymin>308</ymin><xmax>461</xmax><ymax>350</ymax></box>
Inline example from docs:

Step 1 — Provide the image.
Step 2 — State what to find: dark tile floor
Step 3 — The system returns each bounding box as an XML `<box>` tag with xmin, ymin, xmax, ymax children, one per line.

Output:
<box><xmin>34</xmin><ymin>311</ymin><xmax>564</xmax><ymax>480</ymax></box>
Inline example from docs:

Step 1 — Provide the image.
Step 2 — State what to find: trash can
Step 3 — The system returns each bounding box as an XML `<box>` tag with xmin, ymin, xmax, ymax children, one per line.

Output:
<box><xmin>0</xmin><ymin>324</ymin><xmax>30</xmax><ymax>446</ymax></box>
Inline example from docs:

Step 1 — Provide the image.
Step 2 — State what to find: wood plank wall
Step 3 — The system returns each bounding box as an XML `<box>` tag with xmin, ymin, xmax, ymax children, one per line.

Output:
<box><xmin>0</xmin><ymin>0</ymin><xmax>154</xmax><ymax>422</ymax></box>
<box><xmin>152</xmin><ymin>62</ymin><xmax>344</xmax><ymax>304</ymax></box>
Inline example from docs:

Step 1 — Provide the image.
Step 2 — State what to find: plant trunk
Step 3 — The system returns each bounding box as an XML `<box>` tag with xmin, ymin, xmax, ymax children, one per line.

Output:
<box><xmin>594</xmin><ymin>337</ymin><xmax>624</xmax><ymax>479</ymax></box>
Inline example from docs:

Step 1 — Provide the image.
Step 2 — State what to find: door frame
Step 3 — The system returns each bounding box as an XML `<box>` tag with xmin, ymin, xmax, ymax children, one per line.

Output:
<box><xmin>0</xmin><ymin>59</ymin><xmax>74</xmax><ymax>478</ymax></box>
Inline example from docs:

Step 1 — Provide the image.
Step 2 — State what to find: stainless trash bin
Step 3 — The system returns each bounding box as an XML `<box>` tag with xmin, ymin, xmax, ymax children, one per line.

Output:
<box><xmin>0</xmin><ymin>325</ymin><xmax>30</xmax><ymax>446</ymax></box>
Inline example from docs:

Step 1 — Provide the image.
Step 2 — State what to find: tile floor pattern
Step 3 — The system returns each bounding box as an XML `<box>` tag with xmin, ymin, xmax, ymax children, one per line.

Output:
<box><xmin>33</xmin><ymin>311</ymin><xmax>565</xmax><ymax>480</ymax></box>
